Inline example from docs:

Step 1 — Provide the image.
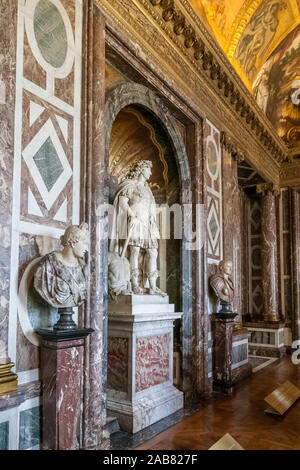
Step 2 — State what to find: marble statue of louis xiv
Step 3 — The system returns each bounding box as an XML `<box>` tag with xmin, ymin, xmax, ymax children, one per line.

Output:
<box><xmin>109</xmin><ymin>159</ymin><xmax>166</xmax><ymax>297</ymax></box>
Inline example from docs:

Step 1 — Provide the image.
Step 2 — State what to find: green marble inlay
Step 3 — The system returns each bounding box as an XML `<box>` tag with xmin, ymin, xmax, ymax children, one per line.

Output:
<box><xmin>28</xmin><ymin>278</ymin><xmax>59</xmax><ymax>330</ymax></box>
<box><xmin>0</xmin><ymin>422</ymin><xmax>9</xmax><ymax>450</ymax></box>
<box><xmin>33</xmin><ymin>137</ymin><xmax>64</xmax><ymax>192</ymax></box>
<box><xmin>19</xmin><ymin>406</ymin><xmax>41</xmax><ymax>450</ymax></box>
<box><xmin>34</xmin><ymin>0</ymin><xmax>68</xmax><ymax>69</ymax></box>
<box><xmin>209</xmin><ymin>212</ymin><xmax>218</xmax><ymax>240</ymax></box>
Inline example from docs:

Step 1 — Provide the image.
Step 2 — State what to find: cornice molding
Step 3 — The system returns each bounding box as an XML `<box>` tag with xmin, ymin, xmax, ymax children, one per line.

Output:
<box><xmin>95</xmin><ymin>0</ymin><xmax>298</xmax><ymax>185</ymax></box>
<box><xmin>145</xmin><ymin>0</ymin><xmax>288</xmax><ymax>164</ymax></box>
<box><xmin>220</xmin><ymin>131</ymin><xmax>245</xmax><ymax>163</ymax></box>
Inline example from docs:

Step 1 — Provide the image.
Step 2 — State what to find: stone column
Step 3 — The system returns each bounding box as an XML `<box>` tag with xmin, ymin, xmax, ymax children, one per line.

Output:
<box><xmin>291</xmin><ymin>189</ymin><xmax>300</xmax><ymax>342</ymax></box>
<box><xmin>257</xmin><ymin>184</ymin><xmax>280</xmax><ymax>322</ymax></box>
<box><xmin>81</xmin><ymin>2</ymin><xmax>109</xmax><ymax>450</ymax></box>
<box><xmin>37</xmin><ymin>329</ymin><xmax>93</xmax><ymax>450</ymax></box>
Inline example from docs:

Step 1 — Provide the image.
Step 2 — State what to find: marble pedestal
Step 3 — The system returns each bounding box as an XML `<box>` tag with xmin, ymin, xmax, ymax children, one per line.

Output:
<box><xmin>37</xmin><ymin>328</ymin><xmax>93</xmax><ymax>450</ymax></box>
<box><xmin>107</xmin><ymin>295</ymin><xmax>183</xmax><ymax>434</ymax></box>
<box><xmin>211</xmin><ymin>313</ymin><xmax>237</xmax><ymax>392</ymax></box>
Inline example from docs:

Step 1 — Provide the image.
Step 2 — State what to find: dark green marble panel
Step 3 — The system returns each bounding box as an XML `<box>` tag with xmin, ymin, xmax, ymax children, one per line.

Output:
<box><xmin>209</xmin><ymin>212</ymin><xmax>218</xmax><ymax>240</ymax></box>
<box><xmin>33</xmin><ymin>137</ymin><xmax>64</xmax><ymax>192</ymax></box>
<box><xmin>0</xmin><ymin>421</ymin><xmax>9</xmax><ymax>450</ymax></box>
<box><xmin>19</xmin><ymin>406</ymin><xmax>41</xmax><ymax>450</ymax></box>
<box><xmin>34</xmin><ymin>0</ymin><xmax>68</xmax><ymax>68</ymax></box>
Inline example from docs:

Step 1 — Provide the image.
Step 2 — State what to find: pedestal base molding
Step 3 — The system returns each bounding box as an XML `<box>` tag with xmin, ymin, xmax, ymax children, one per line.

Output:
<box><xmin>108</xmin><ymin>384</ymin><xmax>183</xmax><ymax>434</ymax></box>
<box><xmin>0</xmin><ymin>363</ymin><xmax>18</xmax><ymax>395</ymax></box>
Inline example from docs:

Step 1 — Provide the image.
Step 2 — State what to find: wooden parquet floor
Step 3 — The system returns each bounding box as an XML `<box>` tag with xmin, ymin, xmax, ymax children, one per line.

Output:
<box><xmin>135</xmin><ymin>357</ymin><xmax>300</xmax><ymax>450</ymax></box>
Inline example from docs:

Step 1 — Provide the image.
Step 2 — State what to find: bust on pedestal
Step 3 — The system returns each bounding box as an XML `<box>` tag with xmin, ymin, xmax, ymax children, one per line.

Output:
<box><xmin>107</xmin><ymin>161</ymin><xmax>183</xmax><ymax>433</ymax></box>
<box><xmin>210</xmin><ymin>260</ymin><xmax>251</xmax><ymax>391</ymax></box>
<box><xmin>34</xmin><ymin>223</ymin><xmax>93</xmax><ymax>450</ymax></box>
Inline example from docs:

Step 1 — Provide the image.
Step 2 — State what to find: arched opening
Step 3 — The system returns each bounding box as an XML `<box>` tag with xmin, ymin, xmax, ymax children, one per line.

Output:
<box><xmin>104</xmin><ymin>83</ymin><xmax>193</xmax><ymax>431</ymax></box>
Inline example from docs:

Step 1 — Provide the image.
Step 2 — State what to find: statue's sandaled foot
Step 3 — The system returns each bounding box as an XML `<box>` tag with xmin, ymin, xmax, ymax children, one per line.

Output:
<box><xmin>149</xmin><ymin>287</ymin><xmax>168</xmax><ymax>297</ymax></box>
<box><xmin>132</xmin><ymin>285</ymin><xmax>144</xmax><ymax>294</ymax></box>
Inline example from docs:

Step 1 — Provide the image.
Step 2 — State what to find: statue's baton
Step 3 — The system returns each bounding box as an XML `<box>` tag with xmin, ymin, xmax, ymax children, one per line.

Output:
<box><xmin>121</xmin><ymin>218</ymin><xmax>135</xmax><ymax>259</ymax></box>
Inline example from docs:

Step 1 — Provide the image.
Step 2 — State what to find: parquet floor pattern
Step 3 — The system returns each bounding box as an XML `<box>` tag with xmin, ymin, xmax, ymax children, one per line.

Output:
<box><xmin>135</xmin><ymin>357</ymin><xmax>300</xmax><ymax>450</ymax></box>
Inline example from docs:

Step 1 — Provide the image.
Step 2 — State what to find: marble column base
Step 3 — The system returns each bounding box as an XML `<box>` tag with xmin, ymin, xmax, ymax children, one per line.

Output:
<box><xmin>0</xmin><ymin>362</ymin><xmax>18</xmax><ymax>395</ymax></box>
<box><xmin>107</xmin><ymin>295</ymin><xmax>183</xmax><ymax>434</ymax></box>
<box><xmin>37</xmin><ymin>328</ymin><xmax>93</xmax><ymax>450</ymax></box>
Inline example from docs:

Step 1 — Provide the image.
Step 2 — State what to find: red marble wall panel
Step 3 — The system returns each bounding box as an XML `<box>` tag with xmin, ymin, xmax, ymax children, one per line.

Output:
<box><xmin>135</xmin><ymin>334</ymin><xmax>170</xmax><ymax>393</ymax></box>
<box><xmin>107</xmin><ymin>337</ymin><xmax>128</xmax><ymax>393</ymax></box>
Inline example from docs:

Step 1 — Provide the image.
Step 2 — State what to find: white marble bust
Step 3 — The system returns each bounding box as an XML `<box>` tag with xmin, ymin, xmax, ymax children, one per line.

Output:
<box><xmin>34</xmin><ymin>223</ymin><xmax>89</xmax><ymax>308</ymax></box>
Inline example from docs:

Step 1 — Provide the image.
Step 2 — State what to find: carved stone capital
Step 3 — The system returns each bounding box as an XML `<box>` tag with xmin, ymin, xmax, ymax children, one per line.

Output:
<box><xmin>256</xmin><ymin>183</ymin><xmax>281</xmax><ymax>197</ymax></box>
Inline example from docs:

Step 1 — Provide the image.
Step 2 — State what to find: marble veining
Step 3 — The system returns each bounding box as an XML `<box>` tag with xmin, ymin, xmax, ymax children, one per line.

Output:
<box><xmin>135</xmin><ymin>334</ymin><xmax>170</xmax><ymax>393</ymax></box>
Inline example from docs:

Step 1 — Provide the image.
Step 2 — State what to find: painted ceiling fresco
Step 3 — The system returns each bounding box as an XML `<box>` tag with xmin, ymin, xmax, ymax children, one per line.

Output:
<box><xmin>190</xmin><ymin>1</ymin><xmax>300</xmax><ymax>156</ymax></box>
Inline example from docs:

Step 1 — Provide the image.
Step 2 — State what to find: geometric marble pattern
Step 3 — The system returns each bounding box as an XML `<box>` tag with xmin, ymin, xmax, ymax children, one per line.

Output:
<box><xmin>208</xmin><ymin>202</ymin><xmax>220</xmax><ymax>252</ymax></box>
<box><xmin>10</xmin><ymin>0</ymin><xmax>82</xmax><ymax>387</ymax></box>
<box><xmin>29</xmin><ymin>101</ymin><xmax>45</xmax><ymax>127</ymax></box>
<box><xmin>55</xmin><ymin>115</ymin><xmax>68</xmax><ymax>142</ymax></box>
<box><xmin>33</xmin><ymin>137</ymin><xmax>64</xmax><ymax>192</ymax></box>
<box><xmin>22</xmin><ymin>119</ymin><xmax>72</xmax><ymax>211</ymax></box>
<box><xmin>206</xmin><ymin>122</ymin><xmax>222</xmax><ymax>261</ymax></box>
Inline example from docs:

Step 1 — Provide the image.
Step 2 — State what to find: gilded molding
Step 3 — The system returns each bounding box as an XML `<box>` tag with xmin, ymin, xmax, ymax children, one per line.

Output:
<box><xmin>142</xmin><ymin>0</ymin><xmax>288</xmax><ymax>164</ymax></box>
<box><xmin>220</xmin><ymin>131</ymin><xmax>245</xmax><ymax>163</ymax></box>
<box><xmin>280</xmin><ymin>161</ymin><xmax>300</xmax><ymax>187</ymax></box>
<box><xmin>95</xmin><ymin>0</ymin><xmax>293</xmax><ymax>185</ymax></box>
<box><xmin>256</xmin><ymin>183</ymin><xmax>281</xmax><ymax>197</ymax></box>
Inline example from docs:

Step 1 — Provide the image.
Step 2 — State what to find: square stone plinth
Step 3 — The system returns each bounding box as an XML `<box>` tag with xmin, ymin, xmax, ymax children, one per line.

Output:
<box><xmin>107</xmin><ymin>295</ymin><xmax>183</xmax><ymax>434</ymax></box>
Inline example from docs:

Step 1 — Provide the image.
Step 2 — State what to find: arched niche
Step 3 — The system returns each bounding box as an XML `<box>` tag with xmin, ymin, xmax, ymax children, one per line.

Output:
<box><xmin>104</xmin><ymin>83</ymin><xmax>192</xmax><ymax>388</ymax></box>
